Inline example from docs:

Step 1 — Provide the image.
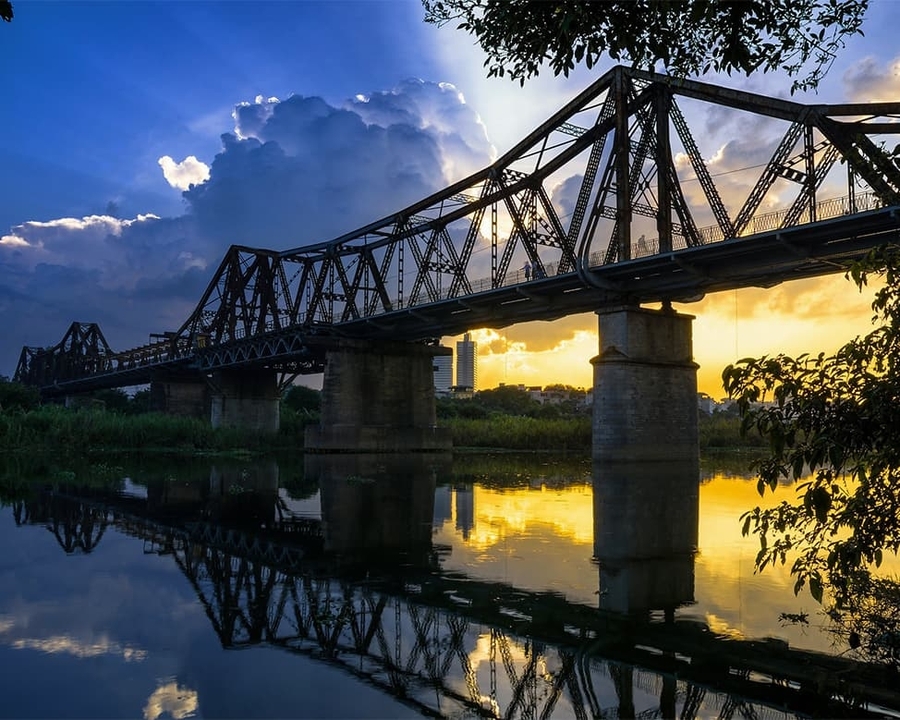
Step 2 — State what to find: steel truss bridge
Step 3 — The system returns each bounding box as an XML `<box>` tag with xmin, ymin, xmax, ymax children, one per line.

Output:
<box><xmin>9</xmin><ymin>484</ymin><xmax>899</xmax><ymax>719</ymax></box>
<box><xmin>15</xmin><ymin>65</ymin><xmax>900</xmax><ymax>396</ymax></box>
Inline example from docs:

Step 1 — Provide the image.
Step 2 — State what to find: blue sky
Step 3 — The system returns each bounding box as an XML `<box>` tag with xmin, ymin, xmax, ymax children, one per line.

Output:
<box><xmin>2</xmin><ymin>0</ymin><xmax>899</xmax><ymax>392</ymax></box>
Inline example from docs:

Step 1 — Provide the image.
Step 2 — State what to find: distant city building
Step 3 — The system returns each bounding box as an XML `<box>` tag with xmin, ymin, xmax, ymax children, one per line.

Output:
<box><xmin>455</xmin><ymin>332</ymin><xmax>477</xmax><ymax>391</ymax></box>
<box><xmin>433</xmin><ymin>354</ymin><xmax>453</xmax><ymax>395</ymax></box>
<box><xmin>697</xmin><ymin>392</ymin><xmax>717</xmax><ymax>414</ymax></box>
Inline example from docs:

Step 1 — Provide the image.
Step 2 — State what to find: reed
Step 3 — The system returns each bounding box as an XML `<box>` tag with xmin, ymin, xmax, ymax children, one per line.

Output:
<box><xmin>0</xmin><ymin>405</ymin><xmax>307</xmax><ymax>453</ymax></box>
<box><xmin>443</xmin><ymin>415</ymin><xmax>592</xmax><ymax>452</ymax></box>
<box><xmin>442</xmin><ymin>412</ymin><xmax>763</xmax><ymax>452</ymax></box>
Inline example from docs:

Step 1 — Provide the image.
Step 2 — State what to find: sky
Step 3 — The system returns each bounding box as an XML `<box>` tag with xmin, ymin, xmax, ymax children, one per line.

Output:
<box><xmin>1</xmin><ymin>0</ymin><xmax>899</xmax><ymax>398</ymax></box>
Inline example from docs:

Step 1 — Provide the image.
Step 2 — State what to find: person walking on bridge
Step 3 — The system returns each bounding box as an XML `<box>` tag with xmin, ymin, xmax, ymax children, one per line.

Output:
<box><xmin>523</xmin><ymin>260</ymin><xmax>532</xmax><ymax>281</ymax></box>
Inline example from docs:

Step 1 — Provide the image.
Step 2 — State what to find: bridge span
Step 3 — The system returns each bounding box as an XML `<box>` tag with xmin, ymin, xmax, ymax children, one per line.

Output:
<box><xmin>14</xmin><ymin>65</ymin><xmax>900</xmax><ymax>456</ymax></box>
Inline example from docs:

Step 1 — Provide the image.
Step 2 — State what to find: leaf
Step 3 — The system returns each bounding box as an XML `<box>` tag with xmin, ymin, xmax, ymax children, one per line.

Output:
<box><xmin>809</xmin><ymin>576</ymin><xmax>824</xmax><ymax>603</ymax></box>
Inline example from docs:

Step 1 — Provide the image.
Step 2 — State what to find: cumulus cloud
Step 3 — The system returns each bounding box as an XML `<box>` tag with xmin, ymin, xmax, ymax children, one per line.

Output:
<box><xmin>1</xmin><ymin>214</ymin><xmax>202</xmax><ymax>290</ymax></box>
<box><xmin>185</xmin><ymin>80</ymin><xmax>493</xmax><ymax>248</ymax></box>
<box><xmin>842</xmin><ymin>56</ymin><xmax>900</xmax><ymax>102</ymax></box>
<box><xmin>348</xmin><ymin>79</ymin><xmax>494</xmax><ymax>180</ymax></box>
<box><xmin>158</xmin><ymin>155</ymin><xmax>211</xmax><ymax>191</ymax></box>
<box><xmin>1</xmin><ymin>79</ymin><xmax>496</xmax><ymax>375</ymax></box>
<box><xmin>0</xmin><ymin>212</ymin><xmax>212</xmax><ymax>372</ymax></box>
<box><xmin>0</xmin><ymin>234</ymin><xmax>30</xmax><ymax>247</ymax></box>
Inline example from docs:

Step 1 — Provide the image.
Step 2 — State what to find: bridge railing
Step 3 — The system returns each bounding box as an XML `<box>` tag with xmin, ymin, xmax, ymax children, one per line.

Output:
<box><xmin>92</xmin><ymin>336</ymin><xmax>197</xmax><ymax>376</ymax></box>
<box><xmin>378</xmin><ymin>191</ymin><xmax>887</xmax><ymax>306</ymax></box>
<box><xmin>624</xmin><ymin>191</ymin><xmax>885</xmax><ymax>260</ymax></box>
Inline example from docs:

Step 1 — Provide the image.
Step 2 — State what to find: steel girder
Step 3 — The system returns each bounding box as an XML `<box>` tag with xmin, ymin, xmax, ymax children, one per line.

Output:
<box><xmin>13</xmin><ymin>322</ymin><xmax>113</xmax><ymax>388</ymax></box>
<box><xmin>165</xmin><ymin>64</ymin><xmax>900</xmax><ymax>351</ymax></box>
<box><xmin>17</xmin><ymin>65</ymin><xmax>900</xmax><ymax>392</ymax></box>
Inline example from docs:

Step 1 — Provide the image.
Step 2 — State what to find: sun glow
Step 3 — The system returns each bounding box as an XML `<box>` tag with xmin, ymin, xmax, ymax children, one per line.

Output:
<box><xmin>445</xmin><ymin>272</ymin><xmax>879</xmax><ymax>398</ymax></box>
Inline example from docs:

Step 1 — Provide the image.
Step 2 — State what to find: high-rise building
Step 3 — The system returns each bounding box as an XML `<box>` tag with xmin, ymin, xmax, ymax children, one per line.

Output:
<box><xmin>456</xmin><ymin>332</ymin><xmax>477</xmax><ymax>390</ymax></box>
<box><xmin>433</xmin><ymin>354</ymin><xmax>453</xmax><ymax>395</ymax></box>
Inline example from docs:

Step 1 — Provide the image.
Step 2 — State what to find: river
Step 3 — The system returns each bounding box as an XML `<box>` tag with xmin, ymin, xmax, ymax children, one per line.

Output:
<box><xmin>0</xmin><ymin>451</ymin><xmax>896</xmax><ymax>718</ymax></box>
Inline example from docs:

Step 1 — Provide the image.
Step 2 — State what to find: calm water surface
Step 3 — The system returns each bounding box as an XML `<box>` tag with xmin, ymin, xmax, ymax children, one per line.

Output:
<box><xmin>0</xmin><ymin>452</ymin><xmax>895</xmax><ymax>719</ymax></box>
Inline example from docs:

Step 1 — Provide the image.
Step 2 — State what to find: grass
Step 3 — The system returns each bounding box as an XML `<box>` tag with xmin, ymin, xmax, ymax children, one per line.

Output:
<box><xmin>441</xmin><ymin>411</ymin><xmax>763</xmax><ymax>453</ymax></box>
<box><xmin>0</xmin><ymin>405</ymin><xmax>310</xmax><ymax>455</ymax></box>
<box><xmin>0</xmin><ymin>403</ymin><xmax>762</xmax><ymax>456</ymax></box>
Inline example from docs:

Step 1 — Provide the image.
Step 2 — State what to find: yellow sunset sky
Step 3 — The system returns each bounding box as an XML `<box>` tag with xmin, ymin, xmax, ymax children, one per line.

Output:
<box><xmin>447</xmin><ymin>272</ymin><xmax>881</xmax><ymax>399</ymax></box>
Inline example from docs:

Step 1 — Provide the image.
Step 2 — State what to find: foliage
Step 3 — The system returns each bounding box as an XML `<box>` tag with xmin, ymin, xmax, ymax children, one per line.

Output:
<box><xmin>90</xmin><ymin>388</ymin><xmax>133</xmax><ymax>414</ymax></box>
<box><xmin>282</xmin><ymin>384</ymin><xmax>321</xmax><ymax>415</ymax></box>
<box><xmin>0</xmin><ymin>377</ymin><xmax>39</xmax><ymax>412</ymax></box>
<box><xmin>824</xmin><ymin>576</ymin><xmax>900</xmax><ymax>670</ymax></box>
<box><xmin>698</xmin><ymin>410</ymin><xmax>766</xmax><ymax>450</ymax></box>
<box><xmin>475</xmin><ymin>385</ymin><xmax>542</xmax><ymax>415</ymax></box>
<box><xmin>445</xmin><ymin>415</ymin><xmax>591</xmax><ymax>451</ymax></box>
<box><xmin>438</xmin><ymin>385</ymin><xmax>589</xmax><ymax>421</ymax></box>
<box><xmin>723</xmin><ymin>245</ymin><xmax>900</xmax><ymax>606</ymax></box>
<box><xmin>131</xmin><ymin>388</ymin><xmax>151</xmax><ymax>413</ymax></box>
<box><xmin>423</xmin><ymin>0</ymin><xmax>869</xmax><ymax>93</ymax></box>
<box><xmin>0</xmin><ymin>404</ymin><xmax>305</xmax><ymax>454</ymax></box>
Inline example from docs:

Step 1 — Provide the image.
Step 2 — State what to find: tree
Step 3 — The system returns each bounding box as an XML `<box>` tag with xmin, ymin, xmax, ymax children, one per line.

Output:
<box><xmin>91</xmin><ymin>388</ymin><xmax>132</xmax><ymax>413</ymax></box>
<box><xmin>282</xmin><ymin>384</ymin><xmax>321</xmax><ymax>415</ymax></box>
<box><xmin>0</xmin><ymin>377</ymin><xmax>38</xmax><ymax>412</ymax></box>
<box><xmin>723</xmin><ymin>245</ymin><xmax>900</xmax><ymax>608</ymax></box>
<box><xmin>423</xmin><ymin>0</ymin><xmax>869</xmax><ymax>93</ymax></box>
<box><xmin>129</xmin><ymin>388</ymin><xmax>152</xmax><ymax>414</ymax></box>
<box><xmin>476</xmin><ymin>385</ymin><xmax>539</xmax><ymax>416</ymax></box>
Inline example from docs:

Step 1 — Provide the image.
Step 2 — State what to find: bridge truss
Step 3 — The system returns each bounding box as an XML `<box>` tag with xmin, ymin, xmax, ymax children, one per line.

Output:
<box><xmin>15</xmin><ymin>65</ymin><xmax>900</xmax><ymax>392</ymax></box>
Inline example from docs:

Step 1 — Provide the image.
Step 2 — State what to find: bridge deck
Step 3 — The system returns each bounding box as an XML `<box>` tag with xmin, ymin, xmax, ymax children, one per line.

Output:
<box><xmin>31</xmin><ymin>204</ymin><xmax>900</xmax><ymax>397</ymax></box>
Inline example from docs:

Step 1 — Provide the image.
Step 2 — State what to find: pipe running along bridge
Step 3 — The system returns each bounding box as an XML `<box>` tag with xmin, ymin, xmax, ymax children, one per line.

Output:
<box><xmin>14</xmin><ymin>66</ymin><xmax>900</xmax><ymax>456</ymax></box>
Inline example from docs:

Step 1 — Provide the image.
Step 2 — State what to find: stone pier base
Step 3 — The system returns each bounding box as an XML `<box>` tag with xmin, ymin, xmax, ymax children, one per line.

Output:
<box><xmin>305</xmin><ymin>340</ymin><xmax>452</xmax><ymax>452</ymax></box>
<box><xmin>210</xmin><ymin>368</ymin><xmax>280</xmax><ymax>433</ymax></box>
<box><xmin>149</xmin><ymin>374</ymin><xmax>209</xmax><ymax>418</ymax></box>
<box><xmin>591</xmin><ymin>305</ymin><xmax>698</xmax><ymax>463</ymax></box>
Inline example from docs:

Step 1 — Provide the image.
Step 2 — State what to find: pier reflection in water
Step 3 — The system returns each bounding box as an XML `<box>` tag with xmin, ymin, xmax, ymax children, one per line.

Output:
<box><xmin>593</xmin><ymin>459</ymin><xmax>698</xmax><ymax>617</ymax></box>
<box><xmin>0</xmin><ymin>453</ymin><xmax>897</xmax><ymax>718</ymax></box>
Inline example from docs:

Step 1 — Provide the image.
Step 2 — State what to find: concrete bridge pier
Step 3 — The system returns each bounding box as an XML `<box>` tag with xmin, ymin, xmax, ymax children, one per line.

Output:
<box><xmin>305</xmin><ymin>340</ymin><xmax>452</xmax><ymax>452</ymax></box>
<box><xmin>209</xmin><ymin>368</ymin><xmax>280</xmax><ymax>433</ymax></box>
<box><xmin>149</xmin><ymin>372</ymin><xmax>209</xmax><ymax>418</ymax></box>
<box><xmin>591</xmin><ymin>305</ymin><xmax>700</xmax><ymax>615</ymax></box>
<box><xmin>591</xmin><ymin>305</ymin><xmax>699</xmax><ymax>463</ymax></box>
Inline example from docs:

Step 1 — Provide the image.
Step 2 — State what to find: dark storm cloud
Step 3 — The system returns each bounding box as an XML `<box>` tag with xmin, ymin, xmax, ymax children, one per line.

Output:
<box><xmin>186</xmin><ymin>81</ymin><xmax>492</xmax><ymax>248</ymax></box>
<box><xmin>0</xmin><ymin>214</ymin><xmax>208</xmax><ymax>371</ymax></box>
<box><xmin>0</xmin><ymin>81</ymin><xmax>495</xmax><ymax>374</ymax></box>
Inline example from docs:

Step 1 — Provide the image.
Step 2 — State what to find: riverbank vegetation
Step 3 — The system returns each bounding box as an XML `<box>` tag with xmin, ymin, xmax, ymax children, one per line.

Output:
<box><xmin>437</xmin><ymin>385</ymin><xmax>765</xmax><ymax>452</ymax></box>
<box><xmin>0</xmin><ymin>377</ymin><xmax>318</xmax><ymax>454</ymax></box>
<box><xmin>1</xmin><ymin>375</ymin><xmax>762</xmax><ymax>455</ymax></box>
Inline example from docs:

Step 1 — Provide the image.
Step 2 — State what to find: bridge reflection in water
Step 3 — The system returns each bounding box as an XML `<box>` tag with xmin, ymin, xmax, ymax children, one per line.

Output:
<box><xmin>8</xmin><ymin>456</ymin><xmax>898</xmax><ymax>719</ymax></box>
